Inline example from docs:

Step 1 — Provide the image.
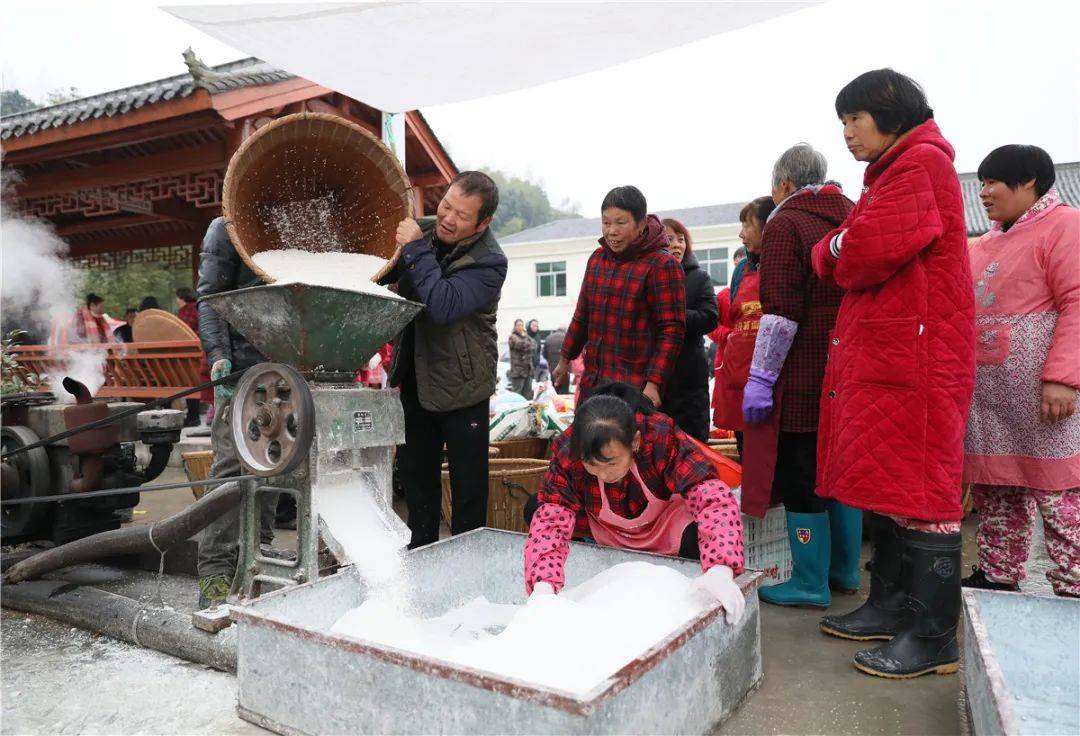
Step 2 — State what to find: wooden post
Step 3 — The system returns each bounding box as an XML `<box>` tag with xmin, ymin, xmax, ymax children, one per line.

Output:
<box><xmin>412</xmin><ymin>187</ymin><xmax>425</xmax><ymax>217</ymax></box>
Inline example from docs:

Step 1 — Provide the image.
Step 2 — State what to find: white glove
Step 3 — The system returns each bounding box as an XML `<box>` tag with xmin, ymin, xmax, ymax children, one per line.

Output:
<box><xmin>530</xmin><ymin>581</ymin><xmax>555</xmax><ymax>600</ymax></box>
<box><xmin>691</xmin><ymin>565</ymin><xmax>745</xmax><ymax>625</ymax></box>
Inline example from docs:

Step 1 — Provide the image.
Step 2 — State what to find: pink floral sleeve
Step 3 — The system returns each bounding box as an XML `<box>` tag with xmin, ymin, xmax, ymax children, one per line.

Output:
<box><xmin>686</xmin><ymin>479</ymin><xmax>745</xmax><ymax>575</ymax></box>
<box><xmin>524</xmin><ymin>502</ymin><xmax>577</xmax><ymax>594</ymax></box>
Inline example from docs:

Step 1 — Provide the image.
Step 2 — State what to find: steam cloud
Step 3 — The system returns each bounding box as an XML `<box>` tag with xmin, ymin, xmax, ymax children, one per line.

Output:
<box><xmin>1</xmin><ymin>176</ymin><xmax>107</xmax><ymax>400</ymax></box>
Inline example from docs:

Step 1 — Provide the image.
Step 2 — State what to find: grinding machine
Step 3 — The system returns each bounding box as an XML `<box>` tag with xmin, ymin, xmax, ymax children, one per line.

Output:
<box><xmin>202</xmin><ymin>285</ymin><xmax>421</xmax><ymax>598</ymax></box>
<box><xmin>204</xmin><ymin>111</ymin><xmax>423</xmax><ymax>600</ymax></box>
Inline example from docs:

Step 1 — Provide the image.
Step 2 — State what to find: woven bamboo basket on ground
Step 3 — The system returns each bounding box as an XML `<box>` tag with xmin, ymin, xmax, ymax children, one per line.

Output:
<box><xmin>490</xmin><ymin>437</ymin><xmax>550</xmax><ymax>459</ymax></box>
<box><xmin>707</xmin><ymin>438</ymin><xmax>740</xmax><ymax>462</ymax></box>
<box><xmin>222</xmin><ymin>112</ymin><xmax>413</xmax><ymax>284</ymax></box>
<box><xmin>181</xmin><ymin>450</ymin><xmax>214</xmax><ymax>499</ymax></box>
<box><xmin>440</xmin><ymin>458</ymin><xmax>548</xmax><ymax>533</ymax></box>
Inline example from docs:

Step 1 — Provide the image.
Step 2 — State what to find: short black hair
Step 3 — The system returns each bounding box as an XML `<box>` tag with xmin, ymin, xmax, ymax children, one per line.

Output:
<box><xmin>977</xmin><ymin>145</ymin><xmax>1056</xmax><ymax>197</ymax></box>
<box><xmin>176</xmin><ymin>287</ymin><xmax>197</xmax><ymax>303</ymax></box>
<box><xmin>86</xmin><ymin>293</ymin><xmax>104</xmax><ymax>307</ymax></box>
<box><xmin>739</xmin><ymin>196</ymin><xmax>776</xmax><ymax>226</ymax></box>
<box><xmin>835</xmin><ymin>68</ymin><xmax>934</xmax><ymax>136</ymax></box>
<box><xmin>601</xmin><ymin>185</ymin><xmax>647</xmax><ymax>223</ymax></box>
<box><xmin>450</xmin><ymin>170</ymin><xmax>499</xmax><ymax>223</ymax></box>
<box><xmin>570</xmin><ymin>381</ymin><xmax>655</xmax><ymax>462</ymax></box>
<box><xmin>138</xmin><ymin>296</ymin><xmax>160</xmax><ymax>311</ymax></box>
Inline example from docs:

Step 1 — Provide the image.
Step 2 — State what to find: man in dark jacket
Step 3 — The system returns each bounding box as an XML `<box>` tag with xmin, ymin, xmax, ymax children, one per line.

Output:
<box><xmin>543</xmin><ymin>327</ymin><xmax>568</xmax><ymax>393</ymax></box>
<box><xmin>659</xmin><ymin>219</ymin><xmax>719</xmax><ymax>440</ymax></box>
<box><xmin>385</xmin><ymin>171</ymin><xmax>507</xmax><ymax>548</ymax></box>
<box><xmin>195</xmin><ymin>217</ymin><xmax>276</xmax><ymax>609</ymax></box>
<box><xmin>740</xmin><ymin>144</ymin><xmax>861</xmax><ymax>609</ymax></box>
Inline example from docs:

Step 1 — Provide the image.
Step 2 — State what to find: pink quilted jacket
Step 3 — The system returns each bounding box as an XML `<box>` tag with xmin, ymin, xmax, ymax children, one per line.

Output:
<box><xmin>812</xmin><ymin>120</ymin><xmax>976</xmax><ymax>522</ymax></box>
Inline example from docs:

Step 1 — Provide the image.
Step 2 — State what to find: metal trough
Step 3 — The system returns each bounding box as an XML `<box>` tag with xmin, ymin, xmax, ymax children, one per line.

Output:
<box><xmin>962</xmin><ymin>589</ymin><xmax>1079</xmax><ymax>736</ymax></box>
<box><xmin>232</xmin><ymin>528</ymin><xmax>764</xmax><ymax>735</ymax></box>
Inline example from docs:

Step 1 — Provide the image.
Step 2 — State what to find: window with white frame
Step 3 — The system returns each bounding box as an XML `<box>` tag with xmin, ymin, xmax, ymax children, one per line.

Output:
<box><xmin>535</xmin><ymin>261</ymin><xmax>567</xmax><ymax>297</ymax></box>
<box><xmin>696</xmin><ymin>246</ymin><xmax>730</xmax><ymax>286</ymax></box>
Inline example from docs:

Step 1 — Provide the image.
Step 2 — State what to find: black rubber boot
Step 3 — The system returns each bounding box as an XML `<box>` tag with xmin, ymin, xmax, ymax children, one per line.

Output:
<box><xmin>853</xmin><ymin>528</ymin><xmax>962</xmax><ymax>679</ymax></box>
<box><xmin>820</xmin><ymin>516</ymin><xmax>907</xmax><ymax>641</ymax></box>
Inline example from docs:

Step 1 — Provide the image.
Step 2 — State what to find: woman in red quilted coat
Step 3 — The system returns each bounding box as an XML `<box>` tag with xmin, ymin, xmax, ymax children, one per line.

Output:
<box><xmin>812</xmin><ymin>69</ymin><xmax>975</xmax><ymax>680</ymax></box>
<box><xmin>552</xmin><ymin>186</ymin><xmax>686</xmax><ymax>408</ymax></box>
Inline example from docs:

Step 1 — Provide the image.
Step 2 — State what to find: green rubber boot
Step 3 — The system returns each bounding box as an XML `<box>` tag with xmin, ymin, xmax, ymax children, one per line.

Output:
<box><xmin>759</xmin><ymin>512</ymin><xmax>831</xmax><ymax>608</ymax></box>
<box><xmin>828</xmin><ymin>500</ymin><xmax>863</xmax><ymax>594</ymax></box>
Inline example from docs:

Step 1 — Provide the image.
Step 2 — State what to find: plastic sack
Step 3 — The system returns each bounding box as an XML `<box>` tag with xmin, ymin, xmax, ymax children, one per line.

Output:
<box><xmin>490</xmin><ymin>405</ymin><xmax>540</xmax><ymax>441</ymax></box>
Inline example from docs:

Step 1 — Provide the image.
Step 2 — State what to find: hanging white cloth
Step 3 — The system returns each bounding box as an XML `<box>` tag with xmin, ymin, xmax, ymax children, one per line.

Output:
<box><xmin>163</xmin><ymin>1</ymin><xmax>816</xmax><ymax>111</ymax></box>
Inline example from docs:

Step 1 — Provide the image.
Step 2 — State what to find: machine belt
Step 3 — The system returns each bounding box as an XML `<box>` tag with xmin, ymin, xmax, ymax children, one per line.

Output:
<box><xmin>0</xmin><ymin>369</ymin><xmax>251</xmax><ymax>462</ymax></box>
<box><xmin>0</xmin><ymin>475</ymin><xmax>262</xmax><ymax>506</ymax></box>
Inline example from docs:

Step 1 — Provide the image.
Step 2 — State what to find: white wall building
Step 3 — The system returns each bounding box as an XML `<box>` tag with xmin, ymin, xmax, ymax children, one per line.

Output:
<box><xmin>495</xmin><ymin>202</ymin><xmax>748</xmax><ymax>341</ymax></box>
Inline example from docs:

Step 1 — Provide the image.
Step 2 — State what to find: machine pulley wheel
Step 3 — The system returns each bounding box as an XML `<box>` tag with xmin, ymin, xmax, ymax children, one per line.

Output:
<box><xmin>231</xmin><ymin>363</ymin><xmax>314</xmax><ymax>477</ymax></box>
<box><xmin>1</xmin><ymin>425</ymin><xmax>52</xmax><ymax>540</ymax></box>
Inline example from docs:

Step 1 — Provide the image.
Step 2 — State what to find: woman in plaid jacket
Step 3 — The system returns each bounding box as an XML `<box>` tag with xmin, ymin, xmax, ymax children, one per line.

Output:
<box><xmin>523</xmin><ymin>383</ymin><xmax>746</xmax><ymax>623</ymax></box>
<box><xmin>552</xmin><ymin>186</ymin><xmax>686</xmax><ymax>409</ymax></box>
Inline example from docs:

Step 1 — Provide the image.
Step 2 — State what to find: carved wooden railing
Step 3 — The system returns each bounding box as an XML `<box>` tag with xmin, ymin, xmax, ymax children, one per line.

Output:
<box><xmin>11</xmin><ymin>341</ymin><xmax>203</xmax><ymax>400</ymax></box>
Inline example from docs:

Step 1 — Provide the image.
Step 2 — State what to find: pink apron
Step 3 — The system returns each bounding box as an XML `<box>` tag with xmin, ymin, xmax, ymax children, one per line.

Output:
<box><xmin>587</xmin><ymin>462</ymin><xmax>695</xmax><ymax>556</ymax></box>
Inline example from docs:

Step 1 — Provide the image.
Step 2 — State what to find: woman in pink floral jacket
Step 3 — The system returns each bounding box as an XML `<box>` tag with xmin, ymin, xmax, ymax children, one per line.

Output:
<box><xmin>964</xmin><ymin>144</ymin><xmax>1079</xmax><ymax>599</ymax></box>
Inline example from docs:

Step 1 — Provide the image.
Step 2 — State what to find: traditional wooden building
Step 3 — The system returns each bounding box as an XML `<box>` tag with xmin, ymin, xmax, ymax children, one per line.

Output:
<box><xmin>1</xmin><ymin>52</ymin><xmax>457</xmax><ymax>399</ymax></box>
<box><xmin>1</xmin><ymin>51</ymin><xmax>457</xmax><ymax>279</ymax></box>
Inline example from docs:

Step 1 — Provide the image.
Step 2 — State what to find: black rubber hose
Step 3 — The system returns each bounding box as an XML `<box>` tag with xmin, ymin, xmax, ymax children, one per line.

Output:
<box><xmin>141</xmin><ymin>443</ymin><xmax>173</xmax><ymax>485</ymax></box>
<box><xmin>3</xmin><ymin>479</ymin><xmax>244</xmax><ymax>584</ymax></box>
<box><xmin>1</xmin><ymin>579</ymin><xmax>237</xmax><ymax>672</ymax></box>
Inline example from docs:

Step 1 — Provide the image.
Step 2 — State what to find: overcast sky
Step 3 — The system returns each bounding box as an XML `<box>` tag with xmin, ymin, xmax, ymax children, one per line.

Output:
<box><xmin>3</xmin><ymin>0</ymin><xmax>1078</xmax><ymax>216</ymax></box>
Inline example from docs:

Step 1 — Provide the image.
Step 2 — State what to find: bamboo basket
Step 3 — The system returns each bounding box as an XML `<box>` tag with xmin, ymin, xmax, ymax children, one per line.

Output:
<box><xmin>441</xmin><ymin>458</ymin><xmax>548</xmax><ymax>533</ymax></box>
<box><xmin>707</xmin><ymin>438</ymin><xmax>740</xmax><ymax>462</ymax></box>
<box><xmin>181</xmin><ymin>450</ymin><xmax>214</xmax><ymax>499</ymax></box>
<box><xmin>222</xmin><ymin>112</ymin><xmax>413</xmax><ymax>285</ymax></box>
<box><xmin>490</xmin><ymin>437</ymin><xmax>550</xmax><ymax>459</ymax></box>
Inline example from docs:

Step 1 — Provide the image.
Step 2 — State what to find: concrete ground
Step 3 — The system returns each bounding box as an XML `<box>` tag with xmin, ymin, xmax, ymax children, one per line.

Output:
<box><xmin>1</xmin><ymin>472</ymin><xmax>1058</xmax><ymax>735</ymax></box>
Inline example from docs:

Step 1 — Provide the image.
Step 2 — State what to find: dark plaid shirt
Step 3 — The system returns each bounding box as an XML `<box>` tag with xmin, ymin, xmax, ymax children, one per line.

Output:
<box><xmin>538</xmin><ymin>411</ymin><xmax>718</xmax><ymax>537</ymax></box>
<box><xmin>561</xmin><ymin>215</ymin><xmax>685</xmax><ymax>397</ymax></box>
<box><xmin>759</xmin><ymin>187</ymin><xmax>853</xmax><ymax>431</ymax></box>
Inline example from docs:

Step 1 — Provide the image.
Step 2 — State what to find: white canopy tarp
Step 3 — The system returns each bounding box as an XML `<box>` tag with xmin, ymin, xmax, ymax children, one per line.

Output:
<box><xmin>164</xmin><ymin>1</ymin><xmax>817</xmax><ymax>112</ymax></box>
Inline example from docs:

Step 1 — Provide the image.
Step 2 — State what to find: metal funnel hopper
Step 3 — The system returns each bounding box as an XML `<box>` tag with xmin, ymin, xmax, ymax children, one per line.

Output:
<box><xmin>203</xmin><ymin>284</ymin><xmax>421</xmax><ymax>372</ymax></box>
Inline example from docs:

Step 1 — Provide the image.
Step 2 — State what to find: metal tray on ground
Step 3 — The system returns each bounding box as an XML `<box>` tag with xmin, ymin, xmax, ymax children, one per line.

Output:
<box><xmin>962</xmin><ymin>589</ymin><xmax>1079</xmax><ymax>736</ymax></box>
<box><xmin>232</xmin><ymin>528</ymin><xmax>764</xmax><ymax>735</ymax></box>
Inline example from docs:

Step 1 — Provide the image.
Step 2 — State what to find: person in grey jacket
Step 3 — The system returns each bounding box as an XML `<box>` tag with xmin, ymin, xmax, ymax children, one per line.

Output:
<box><xmin>195</xmin><ymin>217</ymin><xmax>277</xmax><ymax>609</ymax></box>
<box><xmin>508</xmin><ymin>319</ymin><xmax>537</xmax><ymax>398</ymax></box>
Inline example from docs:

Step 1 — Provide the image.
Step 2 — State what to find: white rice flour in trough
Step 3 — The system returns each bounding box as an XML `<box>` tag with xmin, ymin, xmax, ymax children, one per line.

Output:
<box><xmin>253</xmin><ymin>249</ymin><xmax>402</xmax><ymax>300</ymax></box>
<box><xmin>330</xmin><ymin>558</ymin><xmax>712</xmax><ymax>696</ymax></box>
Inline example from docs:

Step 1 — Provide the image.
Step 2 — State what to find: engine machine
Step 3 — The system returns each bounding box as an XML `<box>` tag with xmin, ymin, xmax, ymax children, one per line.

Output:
<box><xmin>0</xmin><ymin>386</ymin><xmax>183</xmax><ymax>545</ymax></box>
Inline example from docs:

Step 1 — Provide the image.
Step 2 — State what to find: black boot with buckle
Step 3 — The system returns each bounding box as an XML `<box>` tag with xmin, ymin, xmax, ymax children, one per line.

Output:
<box><xmin>853</xmin><ymin>528</ymin><xmax>962</xmax><ymax>678</ymax></box>
<box><xmin>820</xmin><ymin>516</ymin><xmax>907</xmax><ymax>641</ymax></box>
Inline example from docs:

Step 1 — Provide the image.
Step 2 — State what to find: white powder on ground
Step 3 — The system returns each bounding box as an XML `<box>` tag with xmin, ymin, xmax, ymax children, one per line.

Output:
<box><xmin>330</xmin><ymin>561</ymin><xmax>712</xmax><ymax>695</ymax></box>
<box><xmin>253</xmin><ymin>249</ymin><xmax>402</xmax><ymax>300</ymax></box>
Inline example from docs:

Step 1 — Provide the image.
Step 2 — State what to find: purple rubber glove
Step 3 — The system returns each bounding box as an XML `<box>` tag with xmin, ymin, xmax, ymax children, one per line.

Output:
<box><xmin>742</xmin><ymin>368</ymin><xmax>778</xmax><ymax>425</ymax></box>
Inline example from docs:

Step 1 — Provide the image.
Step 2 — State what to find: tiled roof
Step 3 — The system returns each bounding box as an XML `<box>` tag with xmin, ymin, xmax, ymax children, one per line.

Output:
<box><xmin>1</xmin><ymin>56</ymin><xmax>293</xmax><ymax>140</ymax></box>
<box><xmin>958</xmin><ymin>161</ymin><xmax>1080</xmax><ymax>236</ymax></box>
<box><xmin>501</xmin><ymin>201</ymin><xmax>746</xmax><ymax>245</ymax></box>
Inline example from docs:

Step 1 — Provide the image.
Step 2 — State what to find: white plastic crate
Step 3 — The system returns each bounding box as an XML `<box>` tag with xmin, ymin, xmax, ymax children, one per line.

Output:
<box><xmin>741</xmin><ymin>503</ymin><xmax>790</xmax><ymax>584</ymax></box>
